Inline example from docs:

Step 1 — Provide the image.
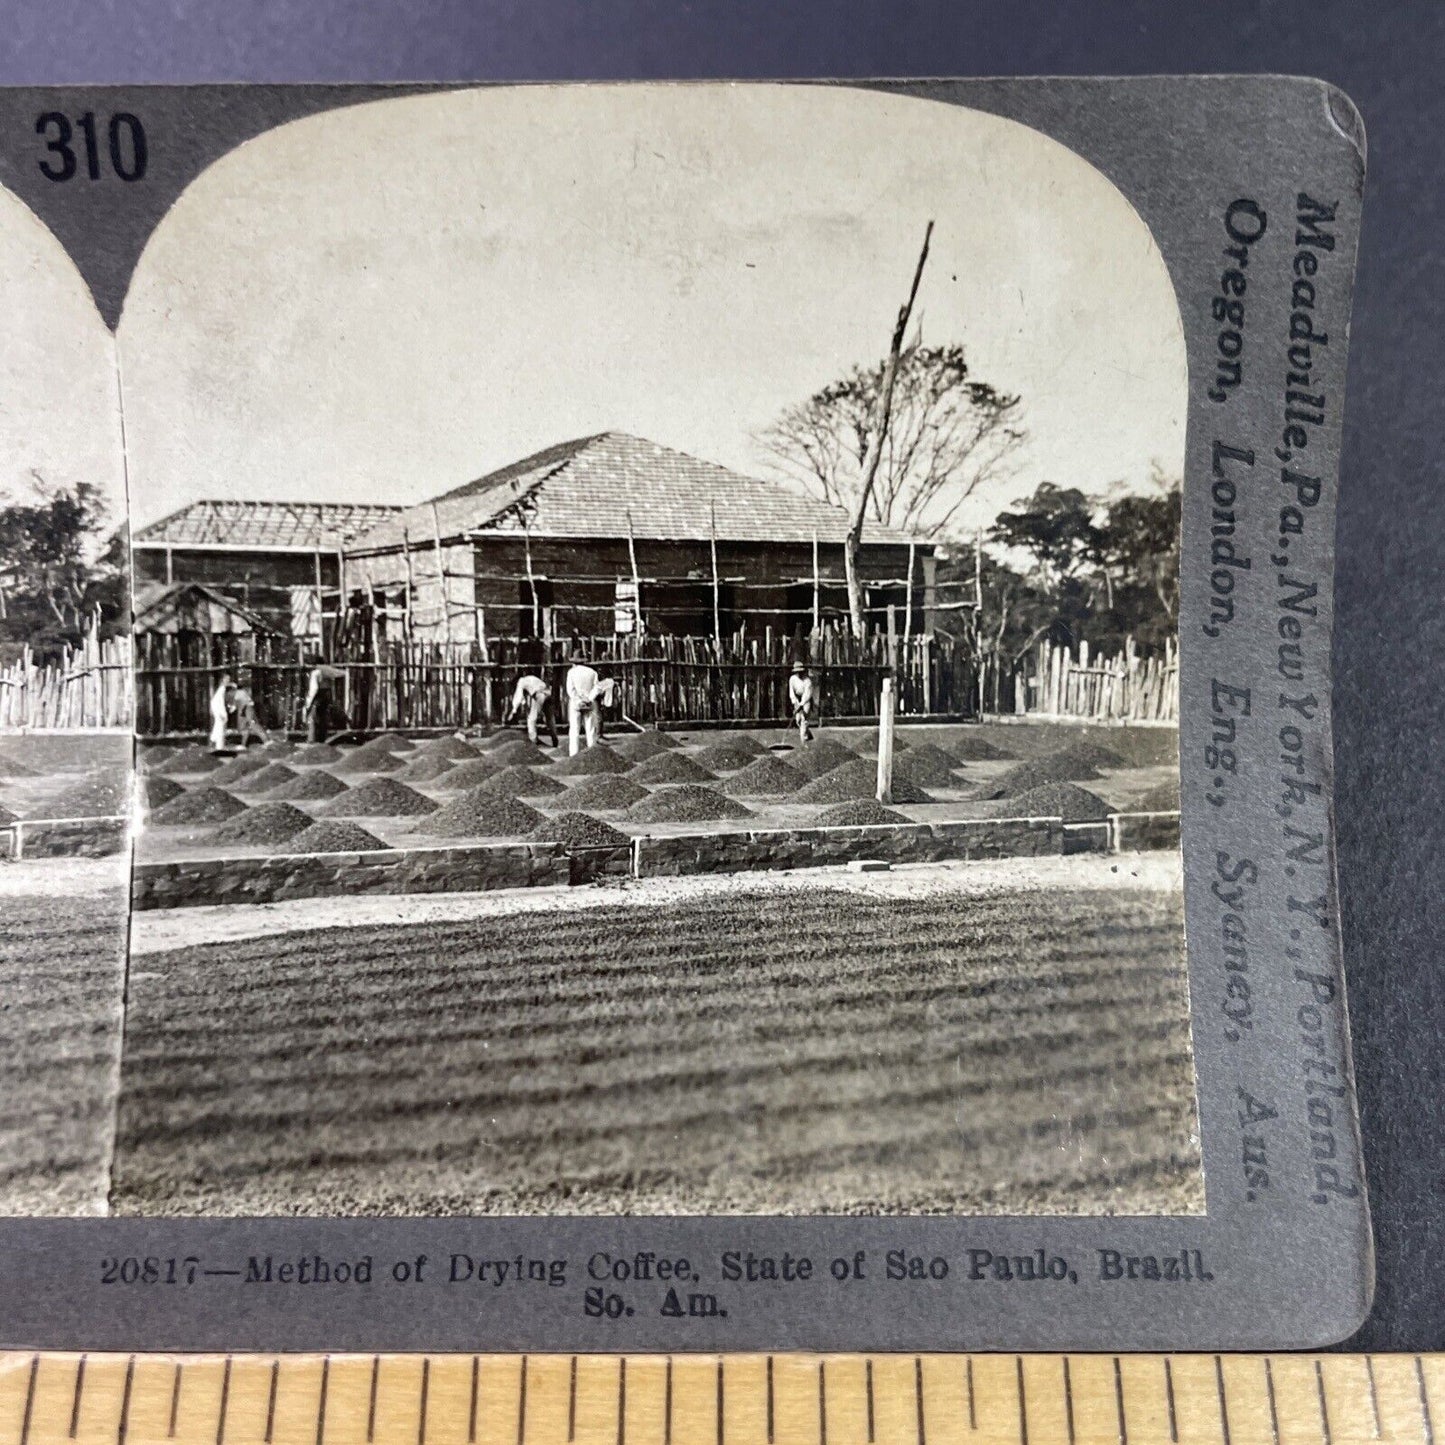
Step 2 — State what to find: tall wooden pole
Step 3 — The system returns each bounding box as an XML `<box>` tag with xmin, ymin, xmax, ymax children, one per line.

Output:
<box><xmin>522</xmin><ymin>522</ymin><xmax>541</xmax><ymax>637</ymax></box>
<box><xmin>709</xmin><ymin>500</ymin><xmax>722</xmax><ymax>652</ymax></box>
<box><xmin>845</xmin><ymin>219</ymin><xmax>934</xmax><ymax>635</ymax></box>
<box><xmin>902</xmin><ymin>539</ymin><xmax>916</xmax><ymax>654</ymax></box>
<box><xmin>312</xmin><ymin>548</ymin><xmax>324</xmax><ymax>646</ymax></box>
<box><xmin>431</xmin><ymin>501</ymin><xmax>452</xmax><ymax>644</ymax></box>
<box><xmin>625</xmin><ymin>509</ymin><xmax>643</xmax><ymax>646</ymax></box>
<box><xmin>401</xmin><ymin>526</ymin><xmax>415</xmax><ymax>640</ymax></box>
<box><xmin>811</xmin><ymin>530</ymin><xmax>821</xmax><ymax>637</ymax></box>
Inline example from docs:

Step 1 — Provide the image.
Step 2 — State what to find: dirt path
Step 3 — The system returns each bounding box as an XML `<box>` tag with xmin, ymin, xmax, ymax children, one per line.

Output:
<box><xmin>129</xmin><ymin>850</ymin><xmax>1181</xmax><ymax>955</ymax></box>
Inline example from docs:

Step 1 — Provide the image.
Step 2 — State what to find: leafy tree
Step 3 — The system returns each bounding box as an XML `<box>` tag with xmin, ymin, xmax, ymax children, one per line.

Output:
<box><xmin>0</xmin><ymin>481</ymin><xmax>127</xmax><ymax>655</ymax></box>
<box><xmin>988</xmin><ymin>483</ymin><xmax>1104</xmax><ymax>591</ymax></box>
<box><xmin>761</xmin><ymin>343</ymin><xmax>1025</xmax><ymax>547</ymax></box>
<box><xmin>1097</xmin><ymin>470</ymin><xmax>1181</xmax><ymax>628</ymax></box>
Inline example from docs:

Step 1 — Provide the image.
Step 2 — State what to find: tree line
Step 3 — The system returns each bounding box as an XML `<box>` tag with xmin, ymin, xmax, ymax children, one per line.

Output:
<box><xmin>0</xmin><ymin>482</ymin><xmax>127</xmax><ymax>659</ymax></box>
<box><xmin>762</xmin><ymin>335</ymin><xmax>1179</xmax><ymax>668</ymax></box>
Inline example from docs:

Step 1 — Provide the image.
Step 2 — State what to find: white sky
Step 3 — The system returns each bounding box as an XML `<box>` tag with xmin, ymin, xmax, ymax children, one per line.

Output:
<box><xmin>114</xmin><ymin>85</ymin><xmax>1182</xmax><ymax>535</ymax></box>
<box><xmin>0</xmin><ymin>190</ymin><xmax>125</xmax><ymax>536</ymax></box>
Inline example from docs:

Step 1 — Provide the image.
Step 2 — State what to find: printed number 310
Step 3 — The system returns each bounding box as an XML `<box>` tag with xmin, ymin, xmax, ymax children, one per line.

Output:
<box><xmin>36</xmin><ymin>111</ymin><xmax>147</xmax><ymax>182</ymax></box>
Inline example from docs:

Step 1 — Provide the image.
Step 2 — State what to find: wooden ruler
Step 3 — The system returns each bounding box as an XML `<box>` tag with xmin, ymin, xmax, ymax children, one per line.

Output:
<box><xmin>0</xmin><ymin>1354</ymin><xmax>1439</xmax><ymax>1445</ymax></box>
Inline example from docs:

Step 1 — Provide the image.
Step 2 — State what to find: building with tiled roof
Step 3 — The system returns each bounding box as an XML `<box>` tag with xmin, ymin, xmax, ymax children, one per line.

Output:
<box><xmin>131</xmin><ymin>434</ymin><xmax>935</xmax><ymax>647</ymax></box>
<box><xmin>342</xmin><ymin>433</ymin><xmax>934</xmax><ymax>645</ymax></box>
<box><xmin>134</xmin><ymin>499</ymin><xmax>402</xmax><ymax>550</ymax></box>
<box><xmin>131</xmin><ymin>500</ymin><xmax>406</xmax><ymax>637</ymax></box>
<box><xmin>346</xmin><ymin>432</ymin><xmax>916</xmax><ymax>554</ymax></box>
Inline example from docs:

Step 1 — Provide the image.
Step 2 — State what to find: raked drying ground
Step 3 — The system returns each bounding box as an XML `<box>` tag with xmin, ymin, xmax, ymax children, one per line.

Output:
<box><xmin>113</xmin><ymin>854</ymin><xmax>1202</xmax><ymax>1218</ymax></box>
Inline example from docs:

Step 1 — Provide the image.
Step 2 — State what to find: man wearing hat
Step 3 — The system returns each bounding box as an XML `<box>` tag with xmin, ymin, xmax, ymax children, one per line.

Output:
<box><xmin>788</xmin><ymin>660</ymin><xmax>816</xmax><ymax>743</ymax></box>
<box><xmin>564</xmin><ymin>651</ymin><xmax>613</xmax><ymax>755</ymax></box>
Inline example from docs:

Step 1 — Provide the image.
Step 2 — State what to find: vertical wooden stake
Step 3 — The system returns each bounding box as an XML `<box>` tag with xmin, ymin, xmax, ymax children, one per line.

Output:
<box><xmin>877</xmin><ymin>674</ymin><xmax>896</xmax><ymax>804</ymax></box>
<box><xmin>401</xmin><ymin>526</ymin><xmax>415</xmax><ymax>640</ymax></box>
<box><xmin>902</xmin><ymin>538</ymin><xmax>916</xmax><ymax>656</ymax></box>
<box><xmin>709</xmin><ymin>500</ymin><xmax>722</xmax><ymax>652</ymax></box>
<box><xmin>336</xmin><ymin>549</ymin><xmax>347</xmax><ymax>646</ymax></box>
<box><xmin>626</xmin><ymin>509</ymin><xmax>643</xmax><ymax>645</ymax></box>
<box><xmin>312</xmin><ymin>548</ymin><xmax>324</xmax><ymax>645</ymax></box>
<box><xmin>811</xmin><ymin>530</ymin><xmax>821</xmax><ymax>636</ymax></box>
<box><xmin>431</xmin><ymin>501</ymin><xmax>452</xmax><ymax>645</ymax></box>
<box><xmin>522</xmin><ymin>522</ymin><xmax>541</xmax><ymax>637</ymax></box>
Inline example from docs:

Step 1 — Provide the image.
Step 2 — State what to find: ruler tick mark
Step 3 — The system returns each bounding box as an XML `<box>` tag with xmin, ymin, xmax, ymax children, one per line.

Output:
<box><xmin>1417</xmin><ymin>1357</ymin><xmax>1435</xmax><ymax>1445</ymax></box>
<box><xmin>1315</xmin><ymin>1362</ymin><xmax>1333</xmax><ymax>1445</ymax></box>
<box><xmin>664</xmin><ymin>1359</ymin><xmax>673</xmax><ymax>1445</ymax></box>
<box><xmin>717</xmin><ymin>1360</ymin><xmax>725</xmax><ymax>1445</ymax></box>
<box><xmin>419</xmin><ymin>1358</ymin><xmax>431</xmax><ymax>1445</ymax></box>
<box><xmin>617</xmin><ymin>1357</ymin><xmax>626</xmax><ymax>1445</ymax></box>
<box><xmin>1016</xmin><ymin>1358</ymin><xmax>1029</xmax><ymax>1445</ymax></box>
<box><xmin>1164</xmin><ymin>1360</ymin><xmax>1178</xmax><ymax>1445</ymax></box>
<box><xmin>818</xmin><ymin>1363</ymin><xmax>827</xmax><ymax>1445</ymax></box>
<box><xmin>1365</xmin><ymin>1357</ymin><xmax>1382</xmax><ymax>1439</ymax></box>
<box><xmin>20</xmin><ymin>1354</ymin><xmax>39</xmax><ymax>1445</ymax></box>
<box><xmin>468</xmin><ymin>1359</ymin><xmax>479</xmax><ymax>1445</ymax></box>
<box><xmin>69</xmin><ymin>1355</ymin><xmax>86</xmax><ymax>1439</ymax></box>
<box><xmin>1114</xmin><ymin>1358</ymin><xmax>1128</xmax><ymax>1445</ymax></box>
<box><xmin>1264</xmin><ymin>1359</ymin><xmax>1280</xmax><ymax>1445</ymax></box>
<box><xmin>168</xmin><ymin>1363</ymin><xmax>183</xmax><ymax>1438</ymax></box>
<box><xmin>569</xmin><ymin>1357</ymin><xmax>578</xmax><ymax>1443</ymax></box>
<box><xmin>1063</xmin><ymin>1359</ymin><xmax>1076</xmax><ymax>1445</ymax></box>
<box><xmin>316</xmin><ymin>1357</ymin><xmax>330</xmax><ymax>1445</ymax></box>
<box><xmin>866</xmin><ymin>1360</ymin><xmax>875</xmax><ymax>1443</ymax></box>
<box><xmin>118</xmin><ymin>1358</ymin><xmax>135</xmax><ymax>1445</ymax></box>
<box><xmin>368</xmin><ymin>1358</ymin><xmax>380</xmax><ymax>1443</ymax></box>
<box><xmin>216</xmin><ymin>1358</ymin><xmax>232</xmax><ymax>1445</ymax></box>
<box><xmin>264</xmin><ymin>1361</ymin><xmax>279</xmax><ymax>1445</ymax></box>
<box><xmin>518</xmin><ymin>1357</ymin><xmax>528</xmax><ymax>1445</ymax></box>
<box><xmin>767</xmin><ymin>1357</ymin><xmax>774</xmax><ymax>1445</ymax></box>
<box><xmin>1214</xmin><ymin>1356</ymin><xmax>1232</xmax><ymax>1445</ymax></box>
<box><xmin>966</xmin><ymin>1359</ymin><xmax>976</xmax><ymax>1432</ymax></box>
<box><xmin>916</xmin><ymin>1358</ymin><xmax>927</xmax><ymax>1445</ymax></box>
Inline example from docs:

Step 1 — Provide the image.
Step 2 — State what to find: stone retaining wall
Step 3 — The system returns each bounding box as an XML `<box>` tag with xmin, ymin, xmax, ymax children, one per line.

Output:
<box><xmin>1112</xmin><ymin>811</ymin><xmax>1182</xmax><ymax>852</ymax></box>
<box><xmin>135</xmin><ymin>842</ymin><xmax>568</xmax><ymax>910</ymax></box>
<box><xmin>636</xmin><ymin>817</ymin><xmax>1063</xmax><ymax>877</ymax></box>
<box><xmin>130</xmin><ymin>811</ymin><xmax>1182</xmax><ymax>909</ymax></box>
<box><xmin>5</xmin><ymin>816</ymin><xmax>129</xmax><ymax>859</ymax></box>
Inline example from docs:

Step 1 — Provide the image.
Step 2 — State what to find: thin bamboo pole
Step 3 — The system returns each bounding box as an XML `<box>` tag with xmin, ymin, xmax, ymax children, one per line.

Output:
<box><xmin>709</xmin><ymin>500</ymin><xmax>722</xmax><ymax>652</ymax></box>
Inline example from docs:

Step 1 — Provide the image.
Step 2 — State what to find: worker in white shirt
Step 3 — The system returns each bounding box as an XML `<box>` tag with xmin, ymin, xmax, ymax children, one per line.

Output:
<box><xmin>564</xmin><ymin>653</ymin><xmax>616</xmax><ymax>755</ymax></box>
<box><xmin>788</xmin><ymin>661</ymin><xmax>816</xmax><ymax>743</ymax></box>
<box><xmin>506</xmin><ymin>673</ymin><xmax>558</xmax><ymax>747</ymax></box>
<box><xmin>208</xmin><ymin>674</ymin><xmax>235</xmax><ymax>753</ymax></box>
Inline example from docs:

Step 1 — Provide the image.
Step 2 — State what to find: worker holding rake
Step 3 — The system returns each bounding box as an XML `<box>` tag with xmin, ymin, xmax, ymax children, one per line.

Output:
<box><xmin>788</xmin><ymin>660</ymin><xmax>816</xmax><ymax>743</ymax></box>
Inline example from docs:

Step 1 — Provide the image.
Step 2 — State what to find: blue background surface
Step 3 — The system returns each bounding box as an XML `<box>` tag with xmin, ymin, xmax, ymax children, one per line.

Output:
<box><xmin>2</xmin><ymin>0</ymin><xmax>1440</xmax><ymax>1351</ymax></box>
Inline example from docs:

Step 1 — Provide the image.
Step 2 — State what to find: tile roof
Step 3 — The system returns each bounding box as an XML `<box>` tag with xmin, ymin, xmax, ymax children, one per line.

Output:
<box><xmin>348</xmin><ymin>433</ymin><xmax>921</xmax><ymax>553</ymax></box>
<box><xmin>133</xmin><ymin>500</ymin><xmax>403</xmax><ymax>549</ymax></box>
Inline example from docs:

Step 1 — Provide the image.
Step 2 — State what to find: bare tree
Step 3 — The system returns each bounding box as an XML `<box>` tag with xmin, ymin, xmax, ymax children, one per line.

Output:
<box><xmin>761</xmin><ymin>256</ymin><xmax>1024</xmax><ymax>629</ymax></box>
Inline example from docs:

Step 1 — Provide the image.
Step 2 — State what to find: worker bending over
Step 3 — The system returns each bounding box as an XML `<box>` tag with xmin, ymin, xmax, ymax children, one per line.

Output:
<box><xmin>232</xmin><ymin>682</ymin><xmax>269</xmax><ymax>748</ymax></box>
<box><xmin>301</xmin><ymin>663</ymin><xmax>348</xmax><ymax>743</ymax></box>
<box><xmin>507</xmin><ymin>673</ymin><xmax>559</xmax><ymax>747</ymax></box>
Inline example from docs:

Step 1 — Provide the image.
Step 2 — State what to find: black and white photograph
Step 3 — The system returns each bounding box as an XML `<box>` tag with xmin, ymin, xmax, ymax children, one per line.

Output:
<box><xmin>0</xmin><ymin>183</ymin><xmax>134</xmax><ymax>1216</ymax></box>
<box><xmin>65</xmin><ymin>84</ymin><xmax>1198</xmax><ymax>1220</ymax></box>
<box><xmin>0</xmin><ymin>84</ymin><xmax>1195</xmax><ymax>1222</ymax></box>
